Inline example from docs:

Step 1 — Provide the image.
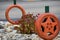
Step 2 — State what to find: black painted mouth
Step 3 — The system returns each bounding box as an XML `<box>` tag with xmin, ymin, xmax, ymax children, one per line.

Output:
<box><xmin>47</xmin><ymin>32</ymin><xmax>53</xmax><ymax>36</ymax></box>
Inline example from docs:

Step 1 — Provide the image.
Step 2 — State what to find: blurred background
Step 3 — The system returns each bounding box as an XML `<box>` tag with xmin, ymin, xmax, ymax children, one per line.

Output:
<box><xmin>0</xmin><ymin>0</ymin><xmax>60</xmax><ymax>21</ymax></box>
<box><xmin>0</xmin><ymin>0</ymin><xmax>60</xmax><ymax>2</ymax></box>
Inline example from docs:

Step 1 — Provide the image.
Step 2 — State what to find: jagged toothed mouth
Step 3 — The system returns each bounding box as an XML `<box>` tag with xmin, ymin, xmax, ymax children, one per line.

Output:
<box><xmin>47</xmin><ymin>32</ymin><xmax>53</xmax><ymax>36</ymax></box>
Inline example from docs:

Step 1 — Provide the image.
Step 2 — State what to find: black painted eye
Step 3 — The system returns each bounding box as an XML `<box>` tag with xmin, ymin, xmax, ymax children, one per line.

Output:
<box><xmin>41</xmin><ymin>25</ymin><xmax>44</xmax><ymax>32</ymax></box>
<box><xmin>42</xmin><ymin>18</ymin><xmax>47</xmax><ymax>23</ymax></box>
<box><xmin>50</xmin><ymin>18</ymin><xmax>55</xmax><ymax>22</ymax></box>
<box><xmin>54</xmin><ymin>25</ymin><xmax>56</xmax><ymax>31</ymax></box>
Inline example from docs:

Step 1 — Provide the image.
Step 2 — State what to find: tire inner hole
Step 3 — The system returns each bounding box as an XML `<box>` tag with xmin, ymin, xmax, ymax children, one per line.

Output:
<box><xmin>50</xmin><ymin>17</ymin><xmax>55</xmax><ymax>22</ymax></box>
<box><xmin>41</xmin><ymin>25</ymin><xmax>44</xmax><ymax>32</ymax></box>
<box><xmin>42</xmin><ymin>18</ymin><xmax>47</xmax><ymax>23</ymax></box>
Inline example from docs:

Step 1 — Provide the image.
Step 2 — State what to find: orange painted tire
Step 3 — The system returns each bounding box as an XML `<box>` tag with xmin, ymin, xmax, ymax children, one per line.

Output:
<box><xmin>5</xmin><ymin>4</ymin><xmax>26</xmax><ymax>25</ymax></box>
<box><xmin>35</xmin><ymin>13</ymin><xmax>59</xmax><ymax>40</ymax></box>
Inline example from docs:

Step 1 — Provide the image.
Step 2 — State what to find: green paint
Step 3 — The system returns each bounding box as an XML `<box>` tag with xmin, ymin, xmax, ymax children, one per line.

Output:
<box><xmin>45</xmin><ymin>6</ymin><xmax>49</xmax><ymax>13</ymax></box>
<box><xmin>14</xmin><ymin>0</ymin><xmax>16</xmax><ymax>5</ymax></box>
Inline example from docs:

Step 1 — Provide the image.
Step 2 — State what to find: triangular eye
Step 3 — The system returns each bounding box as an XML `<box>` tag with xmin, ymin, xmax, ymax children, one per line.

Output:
<box><xmin>50</xmin><ymin>18</ymin><xmax>55</xmax><ymax>22</ymax></box>
<box><xmin>54</xmin><ymin>25</ymin><xmax>56</xmax><ymax>31</ymax></box>
<box><xmin>42</xmin><ymin>18</ymin><xmax>47</xmax><ymax>23</ymax></box>
<box><xmin>41</xmin><ymin>25</ymin><xmax>44</xmax><ymax>32</ymax></box>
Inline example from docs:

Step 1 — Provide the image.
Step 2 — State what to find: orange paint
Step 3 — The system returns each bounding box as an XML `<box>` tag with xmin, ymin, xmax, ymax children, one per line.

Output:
<box><xmin>5</xmin><ymin>4</ymin><xmax>26</xmax><ymax>25</ymax></box>
<box><xmin>35</xmin><ymin>13</ymin><xmax>59</xmax><ymax>40</ymax></box>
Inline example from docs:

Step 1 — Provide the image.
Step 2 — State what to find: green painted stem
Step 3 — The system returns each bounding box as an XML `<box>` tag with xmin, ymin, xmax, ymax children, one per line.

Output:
<box><xmin>45</xmin><ymin>6</ymin><xmax>49</xmax><ymax>13</ymax></box>
<box><xmin>14</xmin><ymin>0</ymin><xmax>16</xmax><ymax>5</ymax></box>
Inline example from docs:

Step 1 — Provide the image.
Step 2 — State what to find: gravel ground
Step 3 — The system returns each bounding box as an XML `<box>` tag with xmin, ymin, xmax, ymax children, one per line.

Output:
<box><xmin>0</xmin><ymin>33</ymin><xmax>60</xmax><ymax>40</ymax></box>
<box><xmin>0</xmin><ymin>21</ymin><xmax>60</xmax><ymax>40</ymax></box>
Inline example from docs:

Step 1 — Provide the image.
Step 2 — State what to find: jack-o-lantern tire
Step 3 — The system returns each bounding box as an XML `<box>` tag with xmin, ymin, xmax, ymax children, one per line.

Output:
<box><xmin>35</xmin><ymin>13</ymin><xmax>59</xmax><ymax>40</ymax></box>
<box><xmin>5</xmin><ymin>4</ymin><xmax>26</xmax><ymax>25</ymax></box>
